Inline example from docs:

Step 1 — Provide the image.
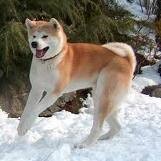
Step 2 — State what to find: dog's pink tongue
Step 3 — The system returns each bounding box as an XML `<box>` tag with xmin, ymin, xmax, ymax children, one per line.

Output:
<box><xmin>36</xmin><ymin>49</ymin><xmax>44</xmax><ymax>58</ymax></box>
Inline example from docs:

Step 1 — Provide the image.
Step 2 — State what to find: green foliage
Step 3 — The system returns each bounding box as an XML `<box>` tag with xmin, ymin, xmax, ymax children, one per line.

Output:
<box><xmin>0</xmin><ymin>0</ymin><xmax>136</xmax><ymax>80</ymax></box>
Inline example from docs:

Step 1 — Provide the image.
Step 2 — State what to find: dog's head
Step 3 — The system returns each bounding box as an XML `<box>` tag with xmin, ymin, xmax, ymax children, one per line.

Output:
<box><xmin>25</xmin><ymin>18</ymin><xmax>66</xmax><ymax>60</ymax></box>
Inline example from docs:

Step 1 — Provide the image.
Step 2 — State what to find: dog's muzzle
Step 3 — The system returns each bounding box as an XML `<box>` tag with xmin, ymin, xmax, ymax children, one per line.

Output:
<box><xmin>36</xmin><ymin>47</ymin><xmax>49</xmax><ymax>58</ymax></box>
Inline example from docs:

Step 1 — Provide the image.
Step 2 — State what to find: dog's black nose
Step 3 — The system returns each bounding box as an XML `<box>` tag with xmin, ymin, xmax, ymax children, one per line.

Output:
<box><xmin>31</xmin><ymin>41</ymin><xmax>38</xmax><ymax>48</ymax></box>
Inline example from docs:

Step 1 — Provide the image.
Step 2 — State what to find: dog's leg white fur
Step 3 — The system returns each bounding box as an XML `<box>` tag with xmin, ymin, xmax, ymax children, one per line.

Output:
<box><xmin>75</xmin><ymin>66</ymin><xmax>129</xmax><ymax>148</ymax></box>
<box><xmin>99</xmin><ymin>112</ymin><xmax>121</xmax><ymax>140</ymax></box>
<box><xmin>17</xmin><ymin>88</ymin><xmax>43</xmax><ymax>135</ymax></box>
<box><xmin>17</xmin><ymin>89</ymin><xmax>60</xmax><ymax>136</ymax></box>
<box><xmin>79</xmin><ymin>107</ymin><xmax>104</xmax><ymax>148</ymax></box>
<box><xmin>75</xmin><ymin>68</ymin><xmax>110</xmax><ymax>148</ymax></box>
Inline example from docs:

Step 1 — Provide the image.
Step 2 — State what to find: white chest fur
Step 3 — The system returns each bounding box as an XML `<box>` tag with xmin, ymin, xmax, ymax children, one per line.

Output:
<box><xmin>30</xmin><ymin>58</ymin><xmax>59</xmax><ymax>91</ymax></box>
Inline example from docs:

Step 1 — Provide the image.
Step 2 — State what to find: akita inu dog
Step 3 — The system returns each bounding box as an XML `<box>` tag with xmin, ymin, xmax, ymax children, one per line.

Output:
<box><xmin>17</xmin><ymin>18</ymin><xmax>136</xmax><ymax>148</ymax></box>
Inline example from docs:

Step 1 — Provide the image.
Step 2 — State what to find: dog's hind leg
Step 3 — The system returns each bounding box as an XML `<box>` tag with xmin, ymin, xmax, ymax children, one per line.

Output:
<box><xmin>99</xmin><ymin>71</ymin><xmax>131</xmax><ymax>140</ymax></box>
<box><xmin>75</xmin><ymin>69</ymin><xmax>116</xmax><ymax>148</ymax></box>
<box><xmin>75</xmin><ymin>92</ymin><xmax>109</xmax><ymax>148</ymax></box>
<box><xmin>99</xmin><ymin>111</ymin><xmax>121</xmax><ymax>140</ymax></box>
<box><xmin>75</xmin><ymin>67</ymin><xmax>131</xmax><ymax>148</ymax></box>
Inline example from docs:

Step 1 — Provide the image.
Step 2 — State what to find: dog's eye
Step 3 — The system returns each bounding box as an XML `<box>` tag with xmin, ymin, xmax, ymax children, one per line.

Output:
<box><xmin>33</xmin><ymin>35</ymin><xmax>36</xmax><ymax>38</ymax></box>
<box><xmin>42</xmin><ymin>35</ymin><xmax>48</xmax><ymax>39</ymax></box>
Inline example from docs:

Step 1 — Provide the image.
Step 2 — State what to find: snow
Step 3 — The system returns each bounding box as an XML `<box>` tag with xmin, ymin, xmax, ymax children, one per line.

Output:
<box><xmin>133</xmin><ymin>63</ymin><xmax>161</xmax><ymax>91</ymax></box>
<box><xmin>0</xmin><ymin>64</ymin><xmax>161</xmax><ymax>161</ymax></box>
<box><xmin>117</xmin><ymin>0</ymin><xmax>156</xmax><ymax>21</ymax></box>
<box><xmin>116</xmin><ymin>0</ymin><xmax>159</xmax><ymax>59</ymax></box>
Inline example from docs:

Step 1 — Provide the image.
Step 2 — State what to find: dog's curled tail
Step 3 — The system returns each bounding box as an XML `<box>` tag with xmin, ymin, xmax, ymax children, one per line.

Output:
<box><xmin>102</xmin><ymin>42</ymin><xmax>136</xmax><ymax>73</ymax></box>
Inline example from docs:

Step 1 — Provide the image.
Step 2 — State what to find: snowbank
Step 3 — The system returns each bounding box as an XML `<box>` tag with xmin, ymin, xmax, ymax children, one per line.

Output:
<box><xmin>133</xmin><ymin>63</ymin><xmax>161</xmax><ymax>91</ymax></box>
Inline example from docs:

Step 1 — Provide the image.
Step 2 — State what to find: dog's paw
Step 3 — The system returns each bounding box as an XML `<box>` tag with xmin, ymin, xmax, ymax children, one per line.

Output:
<box><xmin>74</xmin><ymin>139</ymin><xmax>95</xmax><ymax>149</ymax></box>
<box><xmin>17</xmin><ymin>122</ymin><xmax>30</xmax><ymax>136</ymax></box>
<box><xmin>17</xmin><ymin>125</ymin><xmax>27</xmax><ymax>136</ymax></box>
<box><xmin>74</xmin><ymin>142</ymin><xmax>88</xmax><ymax>149</ymax></box>
<box><xmin>17</xmin><ymin>114</ymin><xmax>36</xmax><ymax>136</ymax></box>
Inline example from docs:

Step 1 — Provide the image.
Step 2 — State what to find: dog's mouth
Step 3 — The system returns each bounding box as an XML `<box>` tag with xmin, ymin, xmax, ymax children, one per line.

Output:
<box><xmin>36</xmin><ymin>47</ymin><xmax>49</xmax><ymax>58</ymax></box>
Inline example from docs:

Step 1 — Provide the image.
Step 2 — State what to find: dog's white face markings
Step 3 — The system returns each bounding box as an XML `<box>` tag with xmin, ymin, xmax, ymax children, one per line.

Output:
<box><xmin>28</xmin><ymin>31</ymin><xmax>62</xmax><ymax>60</ymax></box>
<box><xmin>26</xmin><ymin>18</ymin><xmax>65</xmax><ymax>60</ymax></box>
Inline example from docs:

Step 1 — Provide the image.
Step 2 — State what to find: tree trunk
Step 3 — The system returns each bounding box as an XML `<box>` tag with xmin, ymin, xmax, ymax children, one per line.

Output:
<box><xmin>156</xmin><ymin>0</ymin><xmax>161</xmax><ymax>20</ymax></box>
<box><xmin>155</xmin><ymin>0</ymin><xmax>161</xmax><ymax>51</ymax></box>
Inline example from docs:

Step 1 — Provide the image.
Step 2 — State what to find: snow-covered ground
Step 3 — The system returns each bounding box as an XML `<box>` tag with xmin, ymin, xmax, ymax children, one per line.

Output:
<box><xmin>117</xmin><ymin>0</ymin><xmax>156</xmax><ymax>21</ymax></box>
<box><xmin>0</xmin><ymin>63</ymin><xmax>161</xmax><ymax>161</ymax></box>
<box><xmin>133</xmin><ymin>63</ymin><xmax>161</xmax><ymax>91</ymax></box>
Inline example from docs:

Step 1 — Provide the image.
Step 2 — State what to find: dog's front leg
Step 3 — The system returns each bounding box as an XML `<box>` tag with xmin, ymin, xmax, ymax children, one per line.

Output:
<box><xmin>17</xmin><ymin>90</ymin><xmax>59</xmax><ymax>136</ymax></box>
<box><xmin>17</xmin><ymin>88</ymin><xmax>43</xmax><ymax>136</ymax></box>
<box><xmin>32</xmin><ymin>92</ymin><xmax>60</xmax><ymax>115</ymax></box>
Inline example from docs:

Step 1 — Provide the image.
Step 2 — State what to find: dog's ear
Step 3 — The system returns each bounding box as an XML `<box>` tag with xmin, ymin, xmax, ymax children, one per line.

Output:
<box><xmin>25</xmin><ymin>18</ymin><xmax>35</xmax><ymax>29</ymax></box>
<box><xmin>49</xmin><ymin>18</ymin><xmax>60</xmax><ymax>30</ymax></box>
